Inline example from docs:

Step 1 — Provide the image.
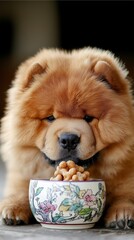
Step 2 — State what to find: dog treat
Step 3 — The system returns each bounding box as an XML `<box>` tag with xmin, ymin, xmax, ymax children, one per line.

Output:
<box><xmin>50</xmin><ymin>160</ymin><xmax>90</xmax><ymax>181</ymax></box>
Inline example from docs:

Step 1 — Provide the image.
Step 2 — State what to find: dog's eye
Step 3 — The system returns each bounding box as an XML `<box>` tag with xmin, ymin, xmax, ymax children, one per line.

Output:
<box><xmin>84</xmin><ymin>115</ymin><xmax>94</xmax><ymax>122</ymax></box>
<box><xmin>46</xmin><ymin>115</ymin><xmax>55</xmax><ymax>122</ymax></box>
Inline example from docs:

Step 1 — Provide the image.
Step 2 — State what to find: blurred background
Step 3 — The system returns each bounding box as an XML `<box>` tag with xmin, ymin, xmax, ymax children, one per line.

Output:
<box><xmin>0</xmin><ymin>1</ymin><xmax>134</xmax><ymax>118</ymax></box>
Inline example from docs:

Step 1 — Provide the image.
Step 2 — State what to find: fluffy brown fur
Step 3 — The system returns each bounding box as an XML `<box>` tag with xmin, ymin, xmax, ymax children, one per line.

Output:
<box><xmin>0</xmin><ymin>47</ymin><xmax>134</xmax><ymax>228</ymax></box>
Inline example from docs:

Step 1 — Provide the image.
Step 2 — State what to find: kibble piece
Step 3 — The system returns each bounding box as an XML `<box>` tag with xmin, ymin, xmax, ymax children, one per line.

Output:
<box><xmin>64</xmin><ymin>175</ymin><xmax>72</xmax><ymax>181</ymax></box>
<box><xmin>68</xmin><ymin>168</ymin><xmax>77</xmax><ymax>176</ymax></box>
<box><xmin>59</xmin><ymin>161</ymin><xmax>67</xmax><ymax>169</ymax></box>
<box><xmin>84</xmin><ymin>171</ymin><xmax>90</xmax><ymax>178</ymax></box>
<box><xmin>67</xmin><ymin>160</ymin><xmax>76</xmax><ymax>169</ymax></box>
<box><xmin>50</xmin><ymin>174</ymin><xmax>63</xmax><ymax>181</ymax></box>
<box><xmin>76</xmin><ymin>165</ymin><xmax>84</xmax><ymax>173</ymax></box>
<box><xmin>72</xmin><ymin>174</ymin><xmax>79</xmax><ymax>181</ymax></box>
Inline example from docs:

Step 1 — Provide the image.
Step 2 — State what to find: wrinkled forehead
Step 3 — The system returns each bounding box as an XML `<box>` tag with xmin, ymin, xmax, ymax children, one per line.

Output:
<box><xmin>32</xmin><ymin>68</ymin><xmax>110</xmax><ymax>117</ymax></box>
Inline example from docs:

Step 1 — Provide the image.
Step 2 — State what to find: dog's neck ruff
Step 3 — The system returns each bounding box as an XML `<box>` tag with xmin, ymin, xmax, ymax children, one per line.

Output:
<box><xmin>43</xmin><ymin>152</ymin><xmax>99</xmax><ymax>169</ymax></box>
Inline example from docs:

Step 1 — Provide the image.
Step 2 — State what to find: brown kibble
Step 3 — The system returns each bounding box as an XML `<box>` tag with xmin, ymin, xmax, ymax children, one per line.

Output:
<box><xmin>54</xmin><ymin>170</ymin><xmax>59</xmax><ymax>177</ymax></box>
<box><xmin>69</xmin><ymin>168</ymin><xmax>77</xmax><ymax>176</ymax></box>
<box><xmin>72</xmin><ymin>174</ymin><xmax>79</xmax><ymax>181</ymax></box>
<box><xmin>64</xmin><ymin>174</ymin><xmax>72</xmax><ymax>181</ymax></box>
<box><xmin>59</xmin><ymin>161</ymin><xmax>67</xmax><ymax>169</ymax></box>
<box><xmin>55</xmin><ymin>174</ymin><xmax>63</xmax><ymax>180</ymax></box>
<box><xmin>50</xmin><ymin>160</ymin><xmax>91</xmax><ymax>181</ymax></box>
<box><xmin>77</xmin><ymin>172</ymin><xmax>83</xmax><ymax>178</ymax></box>
<box><xmin>82</xmin><ymin>173</ymin><xmax>87</xmax><ymax>180</ymax></box>
<box><xmin>84</xmin><ymin>171</ymin><xmax>90</xmax><ymax>177</ymax></box>
<box><xmin>67</xmin><ymin>160</ymin><xmax>76</xmax><ymax>169</ymax></box>
<box><xmin>77</xmin><ymin>166</ymin><xmax>84</xmax><ymax>173</ymax></box>
<box><xmin>59</xmin><ymin>168</ymin><xmax>68</xmax><ymax>176</ymax></box>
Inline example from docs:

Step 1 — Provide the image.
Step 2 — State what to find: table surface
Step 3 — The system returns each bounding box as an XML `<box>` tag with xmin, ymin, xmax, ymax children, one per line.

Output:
<box><xmin>0</xmin><ymin>223</ymin><xmax>134</xmax><ymax>240</ymax></box>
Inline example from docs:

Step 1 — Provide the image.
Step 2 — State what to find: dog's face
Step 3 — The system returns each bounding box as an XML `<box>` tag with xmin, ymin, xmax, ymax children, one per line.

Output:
<box><xmin>13</xmin><ymin>49</ymin><xmax>133</xmax><ymax>168</ymax></box>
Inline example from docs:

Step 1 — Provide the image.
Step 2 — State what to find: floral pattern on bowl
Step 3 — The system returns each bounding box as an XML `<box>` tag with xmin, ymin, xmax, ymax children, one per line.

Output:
<box><xmin>29</xmin><ymin>180</ymin><xmax>106</xmax><ymax>229</ymax></box>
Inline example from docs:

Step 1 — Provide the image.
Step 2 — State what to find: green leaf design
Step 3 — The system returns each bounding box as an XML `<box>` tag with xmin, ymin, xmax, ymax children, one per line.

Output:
<box><xmin>35</xmin><ymin>187</ymin><xmax>44</xmax><ymax>196</ymax></box>
<box><xmin>84</xmin><ymin>212</ymin><xmax>92</xmax><ymax>221</ymax></box>
<box><xmin>79</xmin><ymin>208</ymin><xmax>92</xmax><ymax>216</ymax></box>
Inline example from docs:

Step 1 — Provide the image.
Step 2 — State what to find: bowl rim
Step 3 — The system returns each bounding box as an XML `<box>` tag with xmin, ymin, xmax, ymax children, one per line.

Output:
<box><xmin>30</xmin><ymin>178</ymin><xmax>105</xmax><ymax>183</ymax></box>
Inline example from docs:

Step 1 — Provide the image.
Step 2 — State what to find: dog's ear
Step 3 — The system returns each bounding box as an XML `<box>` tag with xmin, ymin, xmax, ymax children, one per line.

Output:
<box><xmin>17</xmin><ymin>62</ymin><xmax>47</xmax><ymax>89</ymax></box>
<box><xmin>94</xmin><ymin>60</ymin><xmax>127</xmax><ymax>92</ymax></box>
<box><xmin>26</xmin><ymin>63</ymin><xmax>47</xmax><ymax>88</ymax></box>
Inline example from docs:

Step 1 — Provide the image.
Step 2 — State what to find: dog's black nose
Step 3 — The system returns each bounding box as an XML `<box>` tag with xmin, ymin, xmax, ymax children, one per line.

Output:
<box><xmin>59</xmin><ymin>133</ymin><xmax>80</xmax><ymax>151</ymax></box>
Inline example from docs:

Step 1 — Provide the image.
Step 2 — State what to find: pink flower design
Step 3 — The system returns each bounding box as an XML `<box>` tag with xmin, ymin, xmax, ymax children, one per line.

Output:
<box><xmin>39</xmin><ymin>201</ymin><xmax>57</xmax><ymax>213</ymax></box>
<box><xmin>83</xmin><ymin>189</ymin><xmax>96</xmax><ymax>206</ymax></box>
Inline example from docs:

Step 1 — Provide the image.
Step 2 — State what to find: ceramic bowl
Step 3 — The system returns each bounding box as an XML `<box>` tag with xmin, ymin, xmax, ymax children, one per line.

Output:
<box><xmin>29</xmin><ymin>179</ymin><xmax>106</xmax><ymax>229</ymax></box>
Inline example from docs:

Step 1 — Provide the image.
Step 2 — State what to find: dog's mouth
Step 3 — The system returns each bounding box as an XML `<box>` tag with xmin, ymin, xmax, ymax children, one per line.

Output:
<box><xmin>43</xmin><ymin>152</ymin><xmax>99</xmax><ymax>169</ymax></box>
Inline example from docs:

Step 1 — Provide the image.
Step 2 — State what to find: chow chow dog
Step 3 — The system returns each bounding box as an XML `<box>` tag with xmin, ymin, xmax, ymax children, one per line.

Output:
<box><xmin>0</xmin><ymin>47</ymin><xmax>134</xmax><ymax>229</ymax></box>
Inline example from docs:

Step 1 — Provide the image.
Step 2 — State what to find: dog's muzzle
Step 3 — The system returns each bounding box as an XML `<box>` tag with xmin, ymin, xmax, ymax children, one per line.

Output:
<box><xmin>43</xmin><ymin>131</ymin><xmax>98</xmax><ymax>168</ymax></box>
